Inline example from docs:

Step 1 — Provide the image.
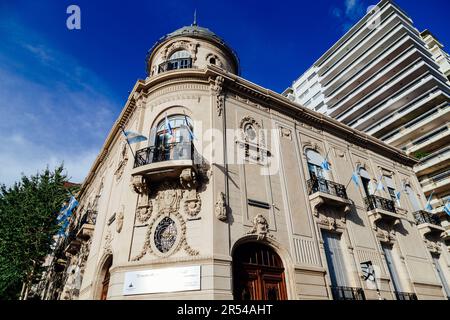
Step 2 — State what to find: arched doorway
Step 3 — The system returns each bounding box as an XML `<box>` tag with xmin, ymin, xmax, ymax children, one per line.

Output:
<box><xmin>232</xmin><ymin>242</ymin><xmax>287</xmax><ymax>300</ymax></box>
<box><xmin>99</xmin><ymin>256</ymin><xmax>112</xmax><ymax>300</ymax></box>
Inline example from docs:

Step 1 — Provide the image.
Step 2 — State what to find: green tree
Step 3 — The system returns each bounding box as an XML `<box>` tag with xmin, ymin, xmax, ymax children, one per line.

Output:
<box><xmin>0</xmin><ymin>165</ymin><xmax>74</xmax><ymax>300</ymax></box>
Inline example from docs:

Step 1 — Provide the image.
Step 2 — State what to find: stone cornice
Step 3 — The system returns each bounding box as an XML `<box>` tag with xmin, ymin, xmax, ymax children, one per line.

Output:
<box><xmin>78</xmin><ymin>67</ymin><xmax>417</xmax><ymax>199</ymax></box>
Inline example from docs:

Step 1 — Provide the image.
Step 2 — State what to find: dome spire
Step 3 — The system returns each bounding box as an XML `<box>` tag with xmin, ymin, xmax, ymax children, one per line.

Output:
<box><xmin>192</xmin><ymin>9</ymin><xmax>197</xmax><ymax>26</ymax></box>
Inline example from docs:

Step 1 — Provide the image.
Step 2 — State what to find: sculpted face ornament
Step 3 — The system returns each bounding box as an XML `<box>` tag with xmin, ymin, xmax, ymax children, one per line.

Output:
<box><xmin>247</xmin><ymin>214</ymin><xmax>272</xmax><ymax>241</ymax></box>
<box><xmin>215</xmin><ymin>192</ymin><xmax>227</xmax><ymax>221</ymax></box>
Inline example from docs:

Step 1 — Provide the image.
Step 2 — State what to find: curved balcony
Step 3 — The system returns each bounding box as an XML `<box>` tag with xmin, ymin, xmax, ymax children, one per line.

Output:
<box><xmin>307</xmin><ymin>176</ymin><xmax>352</xmax><ymax>218</ymax></box>
<box><xmin>364</xmin><ymin>195</ymin><xmax>404</xmax><ymax>226</ymax></box>
<box><xmin>413</xmin><ymin>210</ymin><xmax>445</xmax><ymax>236</ymax></box>
<box><xmin>132</xmin><ymin>142</ymin><xmax>196</xmax><ymax>181</ymax></box>
<box><xmin>158</xmin><ymin>58</ymin><xmax>192</xmax><ymax>73</ymax></box>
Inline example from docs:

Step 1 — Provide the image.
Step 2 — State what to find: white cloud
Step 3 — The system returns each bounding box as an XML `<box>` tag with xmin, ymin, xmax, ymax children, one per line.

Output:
<box><xmin>0</xmin><ymin>20</ymin><xmax>120</xmax><ymax>187</ymax></box>
<box><xmin>331</xmin><ymin>0</ymin><xmax>369</xmax><ymax>32</ymax></box>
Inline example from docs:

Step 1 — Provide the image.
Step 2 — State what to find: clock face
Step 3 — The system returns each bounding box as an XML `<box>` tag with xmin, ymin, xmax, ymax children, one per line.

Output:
<box><xmin>154</xmin><ymin>217</ymin><xmax>177</xmax><ymax>253</ymax></box>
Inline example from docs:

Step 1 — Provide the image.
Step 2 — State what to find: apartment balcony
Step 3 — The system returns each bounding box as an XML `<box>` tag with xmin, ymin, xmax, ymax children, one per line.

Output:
<box><xmin>307</xmin><ymin>176</ymin><xmax>352</xmax><ymax>217</ymax></box>
<box><xmin>413</xmin><ymin>210</ymin><xmax>445</xmax><ymax>237</ymax></box>
<box><xmin>385</xmin><ymin>103</ymin><xmax>450</xmax><ymax>149</ymax></box>
<box><xmin>330</xmin><ymin>286</ymin><xmax>365</xmax><ymax>300</ymax></box>
<box><xmin>158</xmin><ymin>58</ymin><xmax>192</xmax><ymax>73</ymax></box>
<box><xmin>342</xmin><ymin>73</ymin><xmax>445</xmax><ymax>127</ymax></box>
<box><xmin>421</xmin><ymin>169</ymin><xmax>450</xmax><ymax>194</ymax></box>
<box><xmin>364</xmin><ymin>195</ymin><xmax>403</xmax><ymax>226</ymax></box>
<box><xmin>414</xmin><ymin>146</ymin><xmax>450</xmax><ymax>176</ymax></box>
<box><xmin>406</xmin><ymin>125</ymin><xmax>450</xmax><ymax>156</ymax></box>
<box><xmin>75</xmin><ymin>210</ymin><xmax>97</xmax><ymax>240</ymax></box>
<box><xmin>131</xmin><ymin>142</ymin><xmax>196</xmax><ymax>182</ymax></box>
<box><xmin>320</xmin><ymin>16</ymin><xmax>413</xmax><ymax>87</ymax></box>
<box><xmin>366</xmin><ymin>90</ymin><xmax>449</xmax><ymax>139</ymax></box>
<box><xmin>333</xmin><ymin>59</ymin><xmax>432</xmax><ymax>125</ymax></box>
<box><xmin>328</xmin><ymin>47</ymin><xmax>432</xmax><ymax>113</ymax></box>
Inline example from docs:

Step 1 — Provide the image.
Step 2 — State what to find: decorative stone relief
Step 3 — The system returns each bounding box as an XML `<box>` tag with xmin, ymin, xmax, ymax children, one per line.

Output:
<box><xmin>215</xmin><ymin>192</ymin><xmax>227</xmax><ymax>221</ymax></box>
<box><xmin>114</xmin><ymin>143</ymin><xmax>128</xmax><ymax>182</ymax></box>
<box><xmin>179</xmin><ymin>168</ymin><xmax>197</xmax><ymax>189</ymax></box>
<box><xmin>155</xmin><ymin>182</ymin><xmax>183</xmax><ymax>214</ymax></box>
<box><xmin>116</xmin><ymin>207</ymin><xmax>124</xmax><ymax>233</ymax></box>
<box><xmin>131</xmin><ymin>176</ymin><xmax>153</xmax><ymax>224</ymax></box>
<box><xmin>183</xmin><ymin>189</ymin><xmax>202</xmax><ymax>218</ymax></box>
<box><xmin>424</xmin><ymin>239</ymin><xmax>442</xmax><ymax>254</ymax></box>
<box><xmin>280</xmin><ymin>127</ymin><xmax>292</xmax><ymax>140</ymax></box>
<box><xmin>247</xmin><ymin>214</ymin><xmax>273</xmax><ymax>241</ymax></box>
<box><xmin>206</xmin><ymin>53</ymin><xmax>223</xmax><ymax>68</ymax></box>
<box><xmin>131</xmin><ymin>184</ymin><xmax>199</xmax><ymax>261</ymax></box>
<box><xmin>210</xmin><ymin>76</ymin><xmax>225</xmax><ymax>117</ymax></box>
<box><xmin>162</xmin><ymin>40</ymin><xmax>199</xmax><ymax>62</ymax></box>
<box><xmin>103</xmin><ymin>230</ymin><xmax>113</xmax><ymax>256</ymax></box>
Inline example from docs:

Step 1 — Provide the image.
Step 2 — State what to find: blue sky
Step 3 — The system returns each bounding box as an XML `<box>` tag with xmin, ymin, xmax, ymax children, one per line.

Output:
<box><xmin>0</xmin><ymin>0</ymin><xmax>449</xmax><ymax>186</ymax></box>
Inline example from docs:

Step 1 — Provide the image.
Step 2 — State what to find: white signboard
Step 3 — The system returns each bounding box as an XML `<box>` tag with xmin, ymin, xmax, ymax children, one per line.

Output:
<box><xmin>123</xmin><ymin>265</ymin><xmax>201</xmax><ymax>296</ymax></box>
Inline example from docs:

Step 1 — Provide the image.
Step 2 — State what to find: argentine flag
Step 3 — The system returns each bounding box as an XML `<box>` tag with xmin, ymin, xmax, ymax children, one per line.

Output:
<box><xmin>321</xmin><ymin>159</ymin><xmax>330</xmax><ymax>171</ymax></box>
<box><xmin>123</xmin><ymin>130</ymin><xmax>147</xmax><ymax>144</ymax></box>
<box><xmin>183</xmin><ymin>114</ymin><xmax>196</xmax><ymax>141</ymax></box>
<box><xmin>376</xmin><ymin>176</ymin><xmax>385</xmax><ymax>192</ymax></box>
<box><xmin>165</xmin><ymin>114</ymin><xmax>174</xmax><ymax>136</ymax></box>
<box><xmin>425</xmin><ymin>192</ymin><xmax>434</xmax><ymax>212</ymax></box>
<box><xmin>444</xmin><ymin>200</ymin><xmax>450</xmax><ymax>217</ymax></box>
<box><xmin>352</xmin><ymin>171</ymin><xmax>360</xmax><ymax>187</ymax></box>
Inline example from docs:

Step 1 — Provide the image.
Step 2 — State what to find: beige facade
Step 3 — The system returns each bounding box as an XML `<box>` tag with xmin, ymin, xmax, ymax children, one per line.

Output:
<box><xmin>49</xmin><ymin>22</ymin><xmax>450</xmax><ymax>301</ymax></box>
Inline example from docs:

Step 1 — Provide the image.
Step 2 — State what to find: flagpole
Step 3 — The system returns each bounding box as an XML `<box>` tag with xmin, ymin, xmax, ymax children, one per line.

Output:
<box><xmin>120</xmin><ymin>125</ymin><xmax>137</xmax><ymax>161</ymax></box>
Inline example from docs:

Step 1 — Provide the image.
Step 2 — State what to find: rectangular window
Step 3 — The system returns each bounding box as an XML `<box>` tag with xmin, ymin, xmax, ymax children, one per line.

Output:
<box><xmin>433</xmin><ymin>255</ymin><xmax>450</xmax><ymax>299</ymax></box>
<box><xmin>322</xmin><ymin>231</ymin><xmax>349</xmax><ymax>290</ymax></box>
<box><xmin>382</xmin><ymin>243</ymin><xmax>403</xmax><ymax>293</ymax></box>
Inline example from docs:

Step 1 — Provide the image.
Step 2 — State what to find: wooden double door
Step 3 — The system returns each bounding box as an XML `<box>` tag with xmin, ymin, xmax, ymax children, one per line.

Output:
<box><xmin>233</xmin><ymin>242</ymin><xmax>287</xmax><ymax>300</ymax></box>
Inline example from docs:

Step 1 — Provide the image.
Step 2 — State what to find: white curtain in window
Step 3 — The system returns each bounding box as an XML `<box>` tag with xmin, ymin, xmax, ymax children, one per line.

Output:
<box><xmin>306</xmin><ymin>149</ymin><xmax>324</xmax><ymax>166</ymax></box>
<box><xmin>406</xmin><ymin>185</ymin><xmax>421</xmax><ymax>212</ymax></box>
<box><xmin>169</xmin><ymin>50</ymin><xmax>190</xmax><ymax>60</ymax></box>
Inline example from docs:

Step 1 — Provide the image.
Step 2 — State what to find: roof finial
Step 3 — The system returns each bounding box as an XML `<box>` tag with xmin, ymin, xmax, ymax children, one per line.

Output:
<box><xmin>192</xmin><ymin>9</ymin><xmax>197</xmax><ymax>26</ymax></box>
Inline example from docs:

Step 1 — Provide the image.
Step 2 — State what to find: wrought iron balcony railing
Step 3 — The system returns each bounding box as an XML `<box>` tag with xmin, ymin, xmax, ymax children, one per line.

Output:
<box><xmin>364</xmin><ymin>195</ymin><xmax>396</xmax><ymax>214</ymax></box>
<box><xmin>413</xmin><ymin>210</ymin><xmax>441</xmax><ymax>226</ymax></box>
<box><xmin>330</xmin><ymin>286</ymin><xmax>366</xmax><ymax>300</ymax></box>
<box><xmin>158</xmin><ymin>58</ymin><xmax>192</xmax><ymax>73</ymax></box>
<box><xmin>134</xmin><ymin>142</ymin><xmax>194</xmax><ymax>168</ymax></box>
<box><xmin>395</xmin><ymin>291</ymin><xmax>418</xmax><ymax>300</ymax></box>
<box><xmin>307</xmin><ymin>176</ymin><xmax>348</xmax><ymax>200</ymax></box>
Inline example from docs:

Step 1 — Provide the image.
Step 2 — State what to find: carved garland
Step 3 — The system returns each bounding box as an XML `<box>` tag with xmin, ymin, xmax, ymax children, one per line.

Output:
<box><xmin>131</xmin><ymin>183</ymin><xmax>199</xmax><ymax>260</ymax></box>
<box><xmin>210</xmin><ymin>76</ymin><xmax>225</xmax><ymax>117</ymax></box>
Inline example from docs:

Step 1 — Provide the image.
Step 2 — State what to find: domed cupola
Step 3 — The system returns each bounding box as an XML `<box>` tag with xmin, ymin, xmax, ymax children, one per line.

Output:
<box><xmin>145</xmin><ymin>20</ymin><xmax>240</xmax><ymax>77</ymax></box>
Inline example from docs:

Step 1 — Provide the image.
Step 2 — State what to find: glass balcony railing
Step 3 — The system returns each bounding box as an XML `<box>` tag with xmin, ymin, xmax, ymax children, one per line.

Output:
<box><xmin>134</xmin><ymin>142</ymin><xmax>194</xmax><ymax>168</ymax></box>
<box><xmin>307</xmin><ymin>176</ymin><xmax>348</xmax><ymax>200</ymax></box>
<box><xmin>364</xmin><ymin>195</ymin><xmax>396</xmax><ymax>213</ymax></box>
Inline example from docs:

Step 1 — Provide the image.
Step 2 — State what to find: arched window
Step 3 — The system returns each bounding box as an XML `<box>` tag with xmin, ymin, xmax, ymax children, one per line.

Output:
<box><xmin>359</xmin><ymin>168</ymin><xmax>372</xmax><ymax>197</ymax></box>
<box><xmin>153</xmin><ymin>114</ymin><xmax>193</xmax><ymax>161</ymax></box>
<box><xmin>405</xmin><ymin>185</ymin><xmax>421</xmax><ymax>212</ymax></box>
<box><xmin>159</xmin><ymin>50</ymin><xmax>192</xmax><ymax>73</ymax></box>
<box><xmin>383</xmin><ymin>175</ymin><xmax>397</xmax><ymax>202</ymax></box>
<box><xmin>169</xmin><ymin>50</ymin><xmax>190</xmax><ymax>60</ymax></box>
<box><xmin>306</xmin><ymin>149</ymin><xmax>327</xmax><ymax>179</ymax></box>
<box><xmin>209</xmin><ymin>57</ymin><xmax>216</xmax><ymax>65</ymax></box>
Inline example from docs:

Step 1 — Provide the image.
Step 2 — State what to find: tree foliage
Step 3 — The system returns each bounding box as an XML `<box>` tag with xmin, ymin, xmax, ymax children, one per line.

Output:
<box><xmin>0</xmin><ymin>165</ymin><xmax>73</xmax><ymax>299</ymax></box>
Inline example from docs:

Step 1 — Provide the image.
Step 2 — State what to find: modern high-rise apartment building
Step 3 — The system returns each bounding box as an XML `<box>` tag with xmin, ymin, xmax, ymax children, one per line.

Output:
<box><xmin>284</xmin><ymin>0</ymin><xmax>450</xmax><ymax>243</ymax></box>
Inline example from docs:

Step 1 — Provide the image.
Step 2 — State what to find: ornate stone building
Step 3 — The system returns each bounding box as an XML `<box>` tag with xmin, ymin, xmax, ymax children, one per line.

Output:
<box><xmin>51</xmin><ymin>21</ymin><xmax>450</xmax><ymax>300</ymax></box>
